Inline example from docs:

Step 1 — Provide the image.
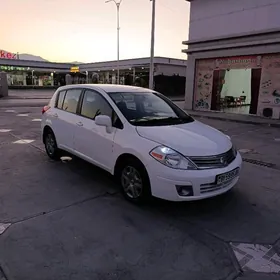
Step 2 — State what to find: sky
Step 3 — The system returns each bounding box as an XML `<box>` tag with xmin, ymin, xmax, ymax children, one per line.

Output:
<box><xmin>0</xmin><ymin>0</ymin><xmax>190</xmax><ymax>63</ymax></box>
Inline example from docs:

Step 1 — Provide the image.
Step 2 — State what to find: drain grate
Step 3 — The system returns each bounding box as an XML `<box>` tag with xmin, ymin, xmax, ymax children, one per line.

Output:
<box><xmin>243</xmin><ymin>158</ymin><xmax>276</xmax><ymax>168</ymax></box>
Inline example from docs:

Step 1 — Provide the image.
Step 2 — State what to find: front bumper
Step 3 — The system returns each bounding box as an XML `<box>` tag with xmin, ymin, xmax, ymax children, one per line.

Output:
<box><xmin>147</xmin><ymin>152</ymin><xmax>242</xmax><ymax>201</ymax></box>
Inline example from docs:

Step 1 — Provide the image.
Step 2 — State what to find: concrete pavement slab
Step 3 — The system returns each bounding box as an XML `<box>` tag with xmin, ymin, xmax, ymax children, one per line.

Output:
<box><xmin>0</xmin><ymin>143</ymin><xmax>116</xmax><ymax>223</ymax></box>
<box><xmin>0</xmin><ymin>196</ymin><xmax>238</xmax><ymax>280</ymax></box>
<box><xmin>0</xmin><ymin>99</ymin><xmax>48</xmax><ymax>107</ymax></box>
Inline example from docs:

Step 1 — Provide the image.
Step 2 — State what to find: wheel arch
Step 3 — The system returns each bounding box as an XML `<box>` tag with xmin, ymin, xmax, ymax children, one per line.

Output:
<box><xmin>114</xmin><ymin>153</ymin><xmax>147</xmax><ymax>177</ymax></box>
<box><xmin>42</xmin><ymin>125</ymin><xmax>54</xmax><ymax>144</ymax></box>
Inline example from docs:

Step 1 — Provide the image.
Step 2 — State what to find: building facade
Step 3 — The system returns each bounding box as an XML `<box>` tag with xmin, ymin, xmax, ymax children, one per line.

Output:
<box><xmin>183</xmin><ymin>0</ymin><xmax>280</xmax><ymax>119</ymax></box>
<box><xmin>0</xmin><ymin>50</ymin><xmax>73</xmax><ymax>88</ymax></box>
<box><xmin>79</xmin><ymin>57</ymin><xmax>187</xmax><ymax>96</ymax></box>
<box><xmin>0</xmin><ymin>51</ymin><xmax>187</xmax><ymax>97</ymax></box>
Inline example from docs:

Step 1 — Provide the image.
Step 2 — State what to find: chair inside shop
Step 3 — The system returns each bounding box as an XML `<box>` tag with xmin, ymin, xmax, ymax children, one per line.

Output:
<box><xmin>225</xmin><ymin>96</ymin><xmax>235</xmax><ymax>107</ymax></box>
<box><xmin>239</xmin><ymin>95</ymin><xmax>246</xmax><ymax>105</ymax></box>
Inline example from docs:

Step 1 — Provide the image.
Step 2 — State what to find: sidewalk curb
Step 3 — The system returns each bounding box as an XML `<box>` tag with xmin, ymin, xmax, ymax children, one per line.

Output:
<box><xmin>190</xmin><ymin>113</ymin><xmax>280</xmax><ymax>128</ymax></box>
<box><xmin>0</xmin><ymin>103</ymin><xmax>45</xmax><ymax>108</ymax></box>
<box><xmin>1</xmin><ymin>97</ymin><xmax>49</xmax><ymax>100</ymax></box>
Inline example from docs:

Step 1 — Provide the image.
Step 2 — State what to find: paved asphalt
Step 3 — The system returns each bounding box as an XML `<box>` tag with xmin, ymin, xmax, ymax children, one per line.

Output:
<box><xmin>0</xmin><ymin>103</ymin><xmax>280</xmax><ymax>279</ymax></box>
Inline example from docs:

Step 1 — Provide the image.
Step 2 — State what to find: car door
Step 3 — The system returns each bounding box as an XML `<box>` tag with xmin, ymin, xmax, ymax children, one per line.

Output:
<box><xmin>74</xmin><ymin>89</ymin><xmax>120</xmax><ymax>172</ymax></box>
<box><xmin>52</xmin><ymin>88</ymin><xmax>83</xmax><ymax>152</ymax></box>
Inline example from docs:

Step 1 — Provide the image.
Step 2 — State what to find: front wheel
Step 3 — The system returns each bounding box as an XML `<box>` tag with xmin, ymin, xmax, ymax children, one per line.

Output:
<box><xmin>117</xmin><ymin>158</ymin><xmax>151</xmax><ymax>204</ymax></box>
<box><xmin>44</xmin><ymin>129</ymin><xmax>60</xmax><ymax>160</ymax></box>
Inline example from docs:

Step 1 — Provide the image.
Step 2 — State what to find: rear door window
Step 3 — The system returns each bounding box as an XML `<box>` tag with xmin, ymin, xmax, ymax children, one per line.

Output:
<box><xmin>62</xmin><ymin>89</ymin><xmax>82</xmax><ymax>113</ymax></box>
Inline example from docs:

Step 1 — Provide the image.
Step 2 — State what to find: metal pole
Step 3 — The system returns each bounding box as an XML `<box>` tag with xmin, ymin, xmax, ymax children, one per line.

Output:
<box><xmin>105</xmin><ymin>0</ymin><xmax>122</xmax><ymax>85</ymax></box>
<box><xmin>116</xmin><ymin>3</ymin><xmax>120</xmax><ymax>84</ymax></box>
<box><xmin>149</xmin><ymin>0</ymin><xmax>156</xmax><ymax>89</ymax></box>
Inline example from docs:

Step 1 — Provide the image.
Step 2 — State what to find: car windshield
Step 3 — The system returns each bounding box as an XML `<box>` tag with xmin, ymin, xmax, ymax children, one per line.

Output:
<box><xmin>108</xmin><ymin>91</ymin><xmax>194</xmax><ymax>126</ymax></box>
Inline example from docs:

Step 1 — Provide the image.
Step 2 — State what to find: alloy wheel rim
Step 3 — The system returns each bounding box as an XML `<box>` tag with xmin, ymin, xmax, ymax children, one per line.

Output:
<box><xmin>121</xmin><ymin>166</ymin><xmax>143</xmax><ymax>199</ymax></box>
<box><xmin>46</xmin><ymin>134</ymin><xmax>55</xmax><ymax>155</ymax></box>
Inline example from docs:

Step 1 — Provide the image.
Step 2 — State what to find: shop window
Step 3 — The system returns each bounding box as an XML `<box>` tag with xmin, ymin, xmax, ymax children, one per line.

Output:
<box><xmin>211</xmin><ymin>68</ymin><xmax>261</xmax><ymax>115</ymax></box>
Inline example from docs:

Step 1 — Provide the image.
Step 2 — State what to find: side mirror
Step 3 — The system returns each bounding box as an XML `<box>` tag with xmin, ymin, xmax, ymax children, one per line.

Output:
<box><xmin>95</xmin><ymin>115</ymin><xmax>113</xmax><ymax>133</ymax></box>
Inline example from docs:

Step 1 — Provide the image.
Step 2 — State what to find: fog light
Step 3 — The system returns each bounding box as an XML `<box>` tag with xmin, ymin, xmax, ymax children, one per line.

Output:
<box><xmin>176</xmin><ymin>185</ymin><xmax>193</xmax><ymax>197</ymax></box>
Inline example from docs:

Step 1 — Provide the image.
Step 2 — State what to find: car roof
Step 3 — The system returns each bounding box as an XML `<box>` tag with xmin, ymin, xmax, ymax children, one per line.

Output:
<box><xmin>57</xmin><ymin>84</ymin><xmax>154</xmax><ymax>94</ymax></box>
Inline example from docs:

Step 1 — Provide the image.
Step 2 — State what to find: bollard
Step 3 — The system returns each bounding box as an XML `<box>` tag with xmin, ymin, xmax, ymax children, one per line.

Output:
<box><xmin>65</xmin><ymin>74</ymin><xmax>72</xmax><ymax>85</ymax></box>
<box><xmin>0</xmin><ymin>72</ymin><xmax>8</xmax><ymax>98</ymax></box>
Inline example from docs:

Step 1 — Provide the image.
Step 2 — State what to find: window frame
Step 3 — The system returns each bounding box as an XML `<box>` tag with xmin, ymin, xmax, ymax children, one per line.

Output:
<box><xmin>54</xmin><ymin>87</ymin><xmax>84</xmax><ymax>115</ymax></box>
<box><xmin>77</xmin><ymin>88</ymin><xmax>123</xmax><ymax>130</ymax></box>
<box><xmin>55</xmin><ymin>89</ymin><xmax>67</xmax><ymax>110</ymax></box>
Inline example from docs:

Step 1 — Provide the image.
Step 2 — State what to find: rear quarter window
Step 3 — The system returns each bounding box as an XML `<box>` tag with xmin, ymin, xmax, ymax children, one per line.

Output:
<box><xmin>56</xmin><ymin>90</ymin><xmax>66</xmax><ymax>109</ymax></box>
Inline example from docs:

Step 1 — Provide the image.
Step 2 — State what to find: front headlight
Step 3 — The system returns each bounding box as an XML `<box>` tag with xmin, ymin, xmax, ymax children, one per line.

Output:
<box><xmin>149</xmin><ymin>146</ymin><xmax>197</xmax><ymax>170</ymax></box>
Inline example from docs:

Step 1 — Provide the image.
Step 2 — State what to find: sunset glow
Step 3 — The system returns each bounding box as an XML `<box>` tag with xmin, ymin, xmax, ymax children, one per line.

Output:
<box><xmin>0</xmin><ymin>0</ymin><xmax>190</xmax><ymax>63</ymax></box>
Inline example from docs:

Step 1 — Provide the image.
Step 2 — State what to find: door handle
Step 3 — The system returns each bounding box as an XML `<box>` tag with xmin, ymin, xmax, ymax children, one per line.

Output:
<box><xmin>76</xmin><ymin>121</ymin><xmax>83</xmax><ymax>126</ymax></box>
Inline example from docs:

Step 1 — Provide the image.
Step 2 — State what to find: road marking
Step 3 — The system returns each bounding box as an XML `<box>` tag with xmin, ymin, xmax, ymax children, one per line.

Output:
<box><xmin>5</xmin><ymin>109</ymin><xmax>16</xmax><ymax>113</ymax></box>
<box><xmin>0</xmin><ymin>223</ymin><xmax>11</xmax><ymax>235</ymax></box>
<box><xmin>239</xmin><ymin>149</ymin><xmax>252</xmax><ymax>154</ymax></box>
<box><xmin>16</xmin><ymin>114</ymin><xmax>29</xmax><ymax>117</ymax></box>
<box><xmin>32</xmin><ymin>118</ymin><xmax>41</xmax><ymax>122</ymax></box>
<box><xmin>13</xmin><ymin>139</ymin><xmax>35</xmax><ymax>144</ymax></box>
<box><xmin>275</xmin><ymin>138</ymin><xmax>280</xmax><ymax>142</ymax></box>
<box><xmin>0</xmin><ymin>129</ymin><xmax>11</xmax><ymax>132</ymax></box>
<box><xmin>231</xmin><ymin>242</ymin><xmax>280</xmax><ymax>273</ymax></box>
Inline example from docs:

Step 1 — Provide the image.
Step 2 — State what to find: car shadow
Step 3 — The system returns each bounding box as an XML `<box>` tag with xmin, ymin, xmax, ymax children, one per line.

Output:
<box><xmin>54</xmin><ymin>153</ymin><xmax>280</xmax><ymax>243</ymax></box>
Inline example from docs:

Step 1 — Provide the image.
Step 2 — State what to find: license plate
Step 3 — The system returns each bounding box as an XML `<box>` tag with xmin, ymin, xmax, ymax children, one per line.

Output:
<box><xmin>216</xmin><ymin>168</ymin><xmax>239</xmax><ymax>185</ymax></box>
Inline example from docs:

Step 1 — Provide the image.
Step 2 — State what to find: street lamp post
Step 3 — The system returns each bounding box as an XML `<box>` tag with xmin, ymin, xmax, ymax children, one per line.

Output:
<box><xmin>105</xmin><ymin>0</ymin><xmax>122</xmax><ymax>85</ymax></box>
<box><xmin>149</xmin><ymin>0</ymin><xmax>156</xmax><ymax>89</ymax></box>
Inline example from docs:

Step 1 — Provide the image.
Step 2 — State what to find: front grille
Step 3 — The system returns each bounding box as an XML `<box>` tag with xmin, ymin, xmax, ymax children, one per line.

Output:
<box><xmin>189</xmin><ymin>147</ymin><xmax>236</xmax><ymax>169</ymax></box>
<box><xmin>200</xmin><ymin>180</ymin><xmax>234</xmax><ymax>194</ymax></box>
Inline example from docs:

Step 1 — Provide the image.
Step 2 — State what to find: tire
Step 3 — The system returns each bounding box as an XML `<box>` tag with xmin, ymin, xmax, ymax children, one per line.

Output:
<box><xmin>117</xmin><ymin>157</ymin><xmax>151</xmax><ymax>204</ymax></box>
<box><xmin>44</xmin><ymin>129</ymin><xmax>61</xmax><ymax>160</ymax></box>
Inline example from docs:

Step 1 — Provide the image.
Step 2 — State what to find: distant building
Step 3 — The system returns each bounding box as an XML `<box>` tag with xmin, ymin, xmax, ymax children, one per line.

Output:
<box><xmin>0</xmin><ymin>51</ymin><xmax>187</xmax><ymax>97</ymax></box>
<box><xmin>183</xmin><ymin>0</ymin><xmax>280</xmax><ymax>119</ymax></box>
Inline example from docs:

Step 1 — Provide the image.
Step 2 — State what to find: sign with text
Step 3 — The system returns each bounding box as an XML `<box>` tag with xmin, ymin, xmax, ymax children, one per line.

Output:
<box><xmin>70</xmin><ymin>66</ymin><xmax>79</xmax><ymax>73</ymax></box>
<box><xmin>0</xmin><ymin>65</ymin><xmax>25</xmax><ymax>71</ymax></box>
<box><xmin>0</xmin><ymin>50</ymin><xmax>18</xmax><ymax>60</ymax></box>
<box><xmin>214</xmin><ymin>56</ymin><xmax>262</xmax><ymax>69</ymax></box>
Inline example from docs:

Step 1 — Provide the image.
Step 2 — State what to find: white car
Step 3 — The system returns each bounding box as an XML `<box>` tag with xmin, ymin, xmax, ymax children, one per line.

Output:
<box><xmin>41</xmin><ymin>84</ymin><xmax>242</xmax><ymax>203</ymax></box>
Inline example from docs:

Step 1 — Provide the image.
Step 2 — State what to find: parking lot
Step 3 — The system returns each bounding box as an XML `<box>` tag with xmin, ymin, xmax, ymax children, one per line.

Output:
<box><xmin>0</xmin><ymin>106</ymin><xmax>280</xmax><ymax>280</ymax></box>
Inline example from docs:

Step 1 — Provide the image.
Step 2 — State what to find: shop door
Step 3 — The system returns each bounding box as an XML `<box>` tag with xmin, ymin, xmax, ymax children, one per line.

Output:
<box><xmin>250</xmin><ymin>68</ymin><xmax>262</xmax><ymax>115</ymax></box>
<box><xmin>211</xmin><ymin>70</ymin><xmax>226</xmax><ymax>111</ymax></box>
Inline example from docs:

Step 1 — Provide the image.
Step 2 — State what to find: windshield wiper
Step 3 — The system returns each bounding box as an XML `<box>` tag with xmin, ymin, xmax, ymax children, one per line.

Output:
<box><xmin>130</xmin><ymin>116</ymin><xmax>194</xmax><ymax>126</ymax></box>
<box><xmin>130</xmin><ymin>116</ymin><xmax>183</xmax><ymax>124</ymax></box>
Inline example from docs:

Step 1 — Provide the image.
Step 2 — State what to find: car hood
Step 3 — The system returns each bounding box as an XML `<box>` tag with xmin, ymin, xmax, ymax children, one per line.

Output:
<box><xmin>136</xmin><ymin>120</ymin><xmax>232</xmax><ymax>156</ymax></box>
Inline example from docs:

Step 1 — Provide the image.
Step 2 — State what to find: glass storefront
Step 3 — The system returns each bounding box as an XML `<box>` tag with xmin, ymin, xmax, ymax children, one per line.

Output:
<box><xmin>193</xmin><ymin>54</ymin><xmax>280</xmax><ymax>119</ymax></box>
<box><xmin>0</xmin><ymin>65</ymin><xmax>67</xmax><ymax>87</ymax></box>
<box><xmin>85</xmin><ymin>68</ymin><xmax>149</xmax><ymax>87</ymax></box>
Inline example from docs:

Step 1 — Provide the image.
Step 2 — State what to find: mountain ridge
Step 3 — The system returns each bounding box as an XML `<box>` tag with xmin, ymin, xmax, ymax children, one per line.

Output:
<box><xmin>1</xmin><ymin>50</ymin><xmax>84</xmax><ymax>64</ymax></box>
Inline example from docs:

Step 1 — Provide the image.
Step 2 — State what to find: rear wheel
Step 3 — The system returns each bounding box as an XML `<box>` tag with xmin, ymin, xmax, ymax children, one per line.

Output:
<box><xmin>44</xmin><ymin>129</ymin><xmax>60</xmax><ymax>160</ymax></box>
<box><xmin>117</xmin><ymin>157</ymin><xmax>151</xmax><ymax>204</ymax></box>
